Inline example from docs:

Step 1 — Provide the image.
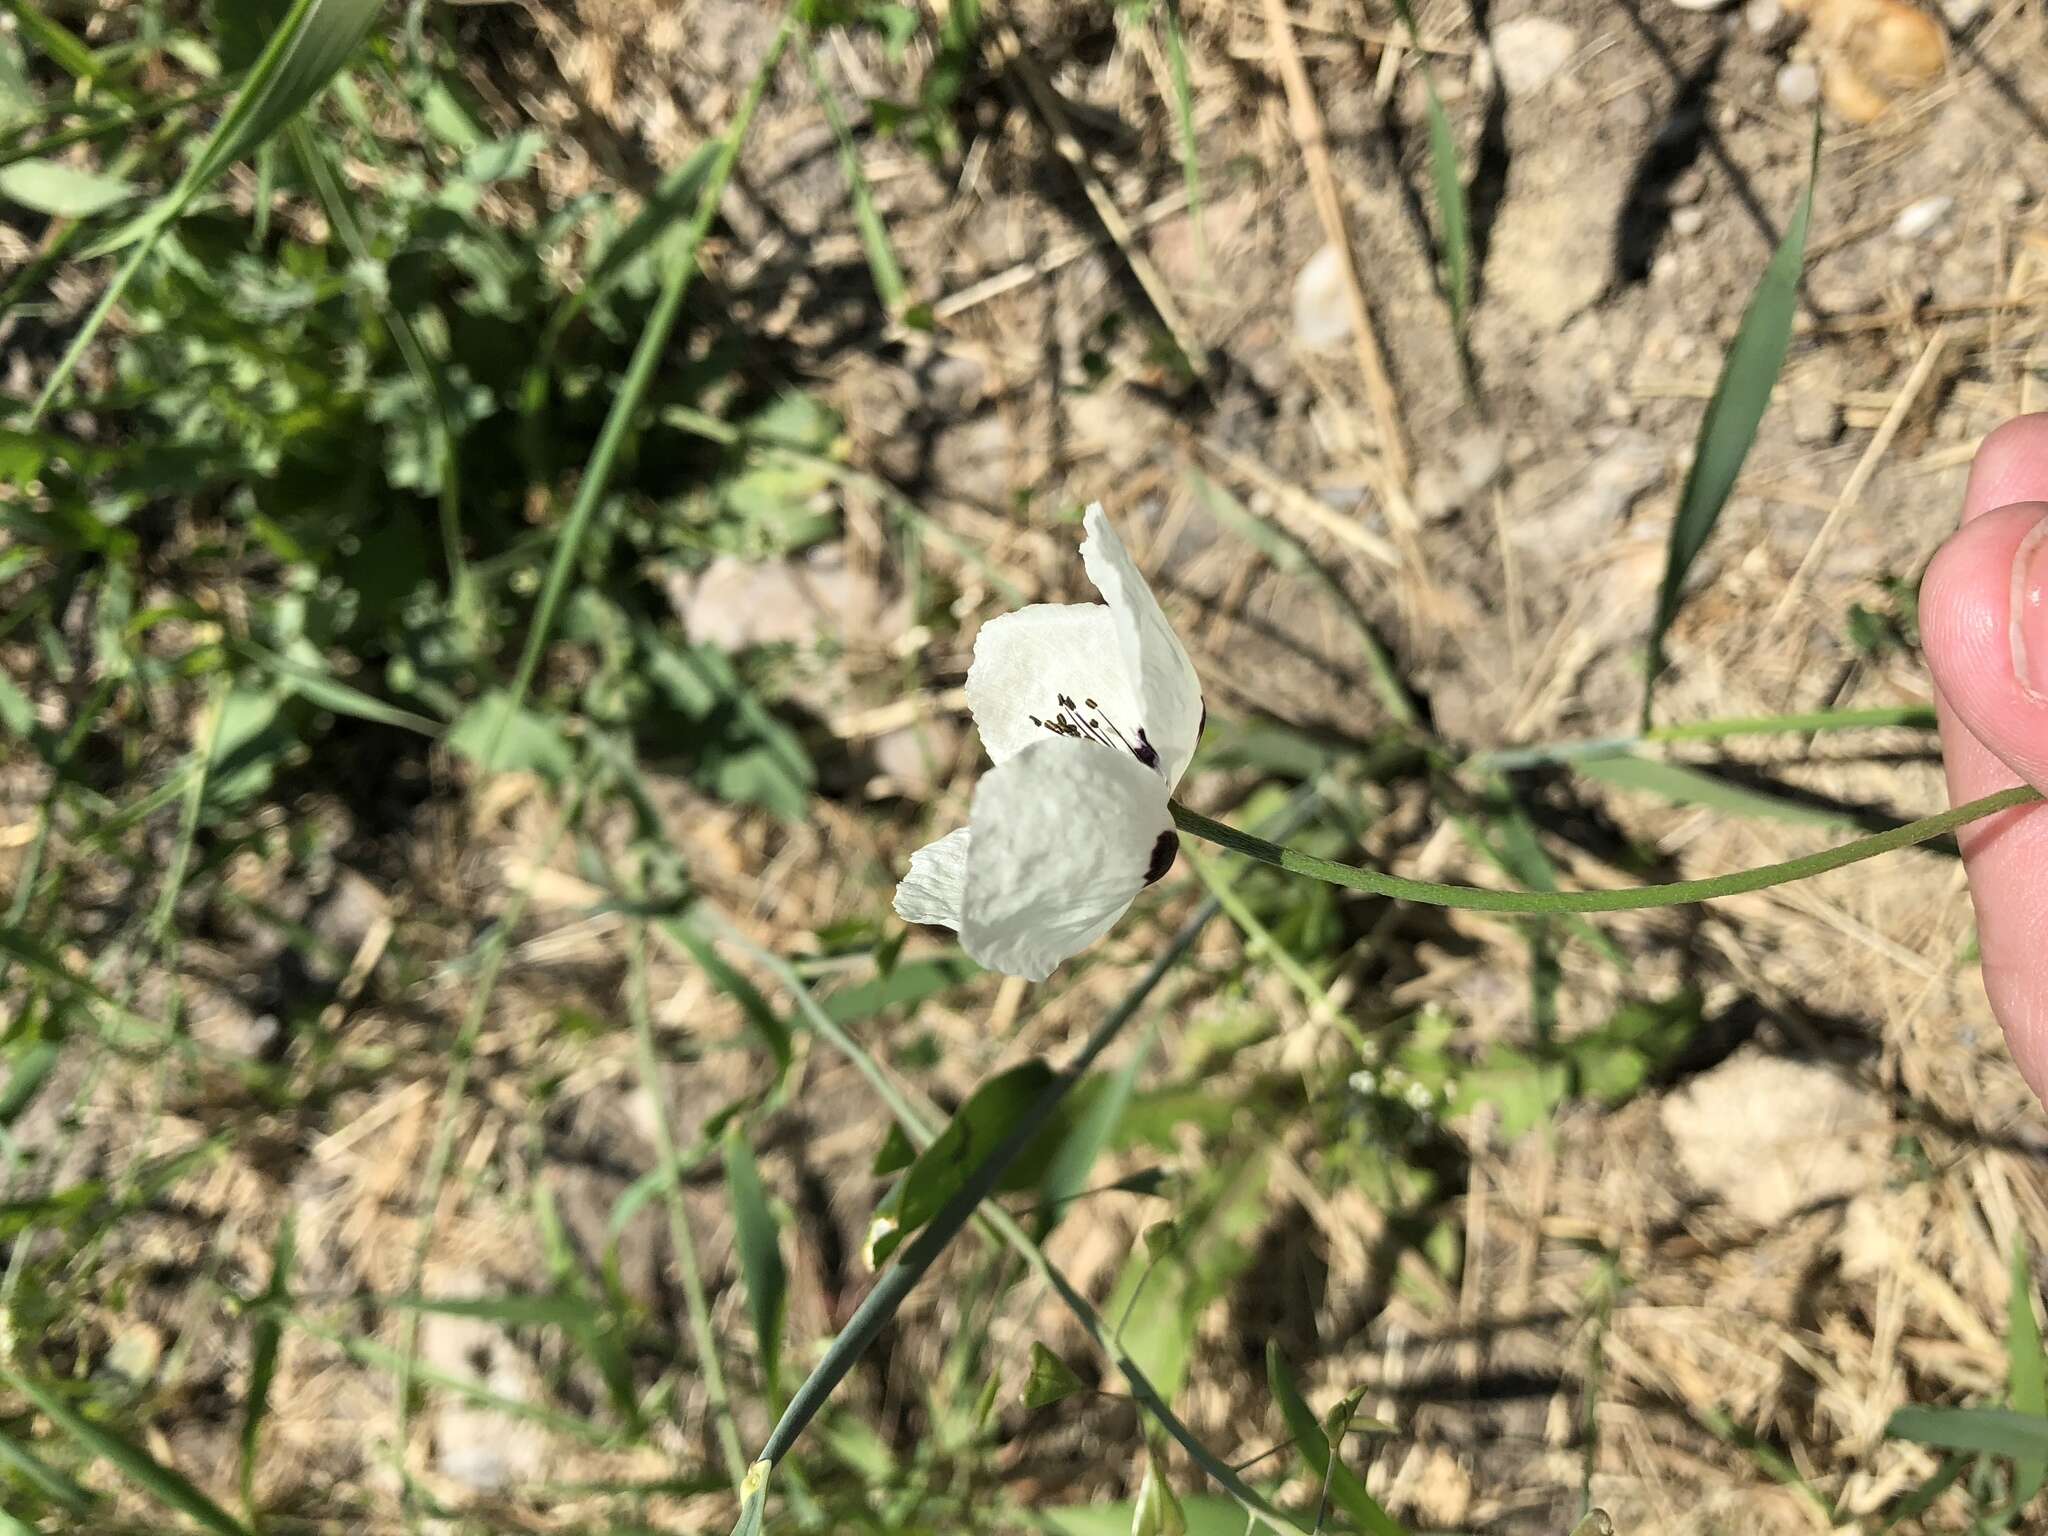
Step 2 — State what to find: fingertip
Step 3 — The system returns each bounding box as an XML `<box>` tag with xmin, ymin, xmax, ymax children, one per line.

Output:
<box><xmin>1920</xmin><ymin>502</ymin><xmax>2048</xmax><ymax>795</ymax></box>
<box><xmin>1966</xmin><ymin>413</ymin><xmax>2048</xmax><ymax>522</ymax></box>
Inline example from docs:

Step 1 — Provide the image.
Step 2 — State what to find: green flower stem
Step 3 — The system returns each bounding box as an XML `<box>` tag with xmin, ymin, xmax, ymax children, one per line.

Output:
<box><xmin>1170</xmin><ymin>784</ymin><xmax>2041</xmax><ymax>914</ymax></box>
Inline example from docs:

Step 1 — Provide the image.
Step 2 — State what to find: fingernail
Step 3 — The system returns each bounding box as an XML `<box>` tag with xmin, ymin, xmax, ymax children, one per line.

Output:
<box><xmin>2016</xmin><ymin>517</ymin><xmax>2048</xmax><ymax>703</ymax></box>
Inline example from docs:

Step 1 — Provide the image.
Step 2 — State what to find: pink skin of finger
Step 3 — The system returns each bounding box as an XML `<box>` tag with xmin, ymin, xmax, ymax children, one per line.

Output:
<box><xmin>1921</xmin><ymin>414</ymin><xmax>2048</xmax><ymax>1103</ymax></box>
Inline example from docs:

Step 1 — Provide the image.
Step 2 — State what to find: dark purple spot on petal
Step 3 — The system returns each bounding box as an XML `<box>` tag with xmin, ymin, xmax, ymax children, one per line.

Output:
<box><xmin>1133</xmin><ymin>729</ymin><xmax>1160</xmax><ymax>772</ymax></box>
<box><xmin>1145</xmin><ymin>831</ymin><xmax>1178</xmax><ymax>885</ymax></box>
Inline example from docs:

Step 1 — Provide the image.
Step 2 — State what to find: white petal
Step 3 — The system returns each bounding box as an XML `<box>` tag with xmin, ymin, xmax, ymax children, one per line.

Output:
<box><xmin>964</xmin><ymin>603</ymin><xmax>1141</xmax><ymax>767</ymax></box>
<box><xmin>959</xmin><ymin>738</ymin><xmax>1175</xmax><ymax>982</ymax></box>
<box><xmin>1080</xmin><ymin>505</ymin><xmax>1204</xmax><ymax>789</ymax></box>
<box><xmin>894</xmin><ymin>827</ymin><xmax>972</xmax><ymax>929</ymax></box>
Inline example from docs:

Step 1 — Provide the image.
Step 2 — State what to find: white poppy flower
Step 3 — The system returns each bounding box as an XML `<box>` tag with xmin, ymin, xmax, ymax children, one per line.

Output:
<box><xmin>893</xmin><ymin>505</ymin><xmax>1204</xmax><ymax>981</ymax></box>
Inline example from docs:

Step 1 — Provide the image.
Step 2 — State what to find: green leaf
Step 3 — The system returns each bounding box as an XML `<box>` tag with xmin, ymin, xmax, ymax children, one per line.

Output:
<box><xmin>1034</xmin><ymin>1027</ymin><xmax>1152</xmax><ymax>1234</ymax></box>
<box><xmin>1645</xmin><ymin>115</ymin><xmax>1820</xmax><ymax>721</ymax></box>
<box><xmin>1133</xmin><ymin>1451</ymin><xmax>1189</xmax><ymax>1536</ymax></box>
<box><xmin>446</xmin><ymin>690</ymin><xmax>575</xmax><ymax>781</ymax></box>
<box><xmin>1576</xmin><ymin>752</ymin><xmax>1852</xmax><ymax>829</ymax></box>
<box><xmin>2010</xmin><ymin>1237</ymin><xmax>2047</xmax><ymax>1508</ymax></box>
<box><xmin>660</xmin><ymin>917</ymin><xmax>793</xmax><ymax>1072</ymax></box>
<box><xmin>0</xmin><ymin>1369</ymin><xmax>251</xmax><ymax>1536</ymax></box>
<box><xmin>0</xmin><ymin>1425</ymin><xmax>96</xmax><ymax>1516</ymax></box>
<box><xmin>1023</xmin><ymin>1341</ymin><xmax>1087</xmax><ymax>1410</ymax></box>
<box><xmin>1265</xmin><ymin>1345</ymin><xmax>1408</xmax><ymax>1536</ymax></box>
<box><xmin>872</xmin><ymin>1120</ymin><xmax>916</xmax><ymax>1177</ymax></box>
<box><xmin>809</xmin><ymin>46</ymin><xmax>907</xmax><ymax>315</ymax></box>
<box><xmin>36</xmin><ymin>0</ymin><xmax>387</xmax><ymax>421</ymax></box>
<box><xmin>0</xmin><ymin>1042</ymin><xmax>58</xmax><ymax>1128</ymax></box>
<box><xmin>1886</xmin><ymin>1405</ymin><xmax>2048</xmax><ymax>1462</ymax></box>
<box><xmin>863</xmin><ymin>1060</ymin><xmax>1060</xmax><ymax>1267</ymax></box>
<box><xmin>0</xmin><ymin>159</ymin><xmax>136</xmax><ymax>218</ymax></box>
<box><xmin>0</xmin><ymin>29</ymin><xmax>33</xmax><ymax>124</ymax></box>
<box><xmin>724</xmin><ymin>1125</ymin><xmax>788</xmax><ymax>1396</ymax></box>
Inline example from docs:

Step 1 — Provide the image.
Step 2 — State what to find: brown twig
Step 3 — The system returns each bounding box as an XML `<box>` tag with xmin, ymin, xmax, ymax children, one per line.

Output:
<box><xmin>1258</xmin><ymin>0</ymin><xmax>1412</xmax><ymax>494</ymax></box>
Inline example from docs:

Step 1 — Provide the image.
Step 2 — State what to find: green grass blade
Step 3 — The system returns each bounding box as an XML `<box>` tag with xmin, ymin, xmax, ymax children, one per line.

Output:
<box><xmin>807</xmin><ymin>43</ymin><xmax>907</xmax><ymax>318</ymax></box>
<box><xmin>288</xmin><ymin>124</ymin><xmax>466</xmax><ymax>593</ymax></box>
<box><xmin>2009</xmin><ymin>1237</ymin><xmax>2047</xmax><ymax>1508</ymax></box>
<box><xmin>724</xmin><ymin>1123</ymin><xmax>789</xmax><ymax>1398</ymax></box>
<box><xmin>32</xmin><ymin>0</ymin><xmax>384</xmax><ymax>421</ymax></box>
<box><xmin>1387</xmin><ymin>0</ymin><xmax>1468</xmax><ymax>340</ymax></box>
<box><xmin>1264</xmin><ymin>1345</ymin><xmax>1408</xmax><ymax>1536</ymax></box>
<box><xmin>239</xmin><ymin>1215</ymin><xmax>295</xmax><ymax>1520</ymax></box>
<box><xmin>493</xmin><ymin>17</ymin><xmax>794</xmax><ymax>765</ymax></box>
<box><xmin>658</xmin><ymin>915</ymin><xmax>793</xmax><ymax>1071</ymax></box>
<box><xmin>1644</xmin><ymin>115</ymin><xmax>1820</xmax><ymax>725</ymax></box>
<box><xmin>231</xmin><ymin>641</ymin><xmax>440</xmax><ymax>735</ymax></box>
<box><xmin>1157</xmin><ymin>0</ymin><xmax>1206</xmax><ymax>279</ymax></box>
<box><xmin>1</xmin><ymin>0</ymin><xmax>103</xmax><ymax>82</ymax></box>
<box><xmin>1</xmin><ymin>1368</ymin><xmax>251</xmax><ymax>1536</ymax></box>
<box><xmin>1875</xmin><ymin>1453</ymin><xmax>1968</xmax><ymax>1532</ymax></box>
<box><xmin>0</xmin><ymin>1424</ymin><xmax>96</xmax><ymax>1515</ymax></box>
<box><xmin>1887</xmin><ymin>1405</ymin><xmax>2048</xmax><ymax>1461</ymax></box>
<box><xmin>1575</xmin><ymin>752</ymin><xmax>1857</xmax><ymax>829</ymax></box>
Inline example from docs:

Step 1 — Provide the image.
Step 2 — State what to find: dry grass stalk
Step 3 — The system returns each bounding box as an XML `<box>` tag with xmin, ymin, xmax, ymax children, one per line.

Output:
<box><xmin>1769</xmin><ymin>324</ymin><xmax>1950</xmax><ymax>631</ymax></box>
<box><xmin>1256</xmin><ymin>0</ymin><xmax>1411</xmax><ymax>494</ymax></box>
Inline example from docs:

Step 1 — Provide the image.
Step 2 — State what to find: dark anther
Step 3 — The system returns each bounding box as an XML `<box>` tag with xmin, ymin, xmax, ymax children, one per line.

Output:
<box><xmin>1144</xmin><ymin>830</ymin><xmax>1178</xmax><ymax>885</ymax></box>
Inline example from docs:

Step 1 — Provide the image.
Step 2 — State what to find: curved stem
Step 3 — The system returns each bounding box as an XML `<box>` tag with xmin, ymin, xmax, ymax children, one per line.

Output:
<box><xmin>1171</xmin><ymin>784</ymin><xmax>2042</xmax><ymax>914</ymax></box>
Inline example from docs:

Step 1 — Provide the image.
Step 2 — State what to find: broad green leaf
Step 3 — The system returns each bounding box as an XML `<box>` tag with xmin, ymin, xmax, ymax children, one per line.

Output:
<box><xmin>1133</xmin><ymin>1451</ymin><xmax>1189</xmax><ymax>1536</ymax></box>
<box><xmin>0</xmin><ymin>1042</ymin><xmax>58</xmax><ymax>1127</ymax></box>
<box><xmin>2011</xmin><ymin>1237</ymin><xmax>2047</xmax><ymax>1508</ymax></box>
<box><xmin>724</xmin><ymin>1124</ymin><xmax>788</xmax><ymax>1395</ymax></box>
<box><xmin>0</xmin><ymin>671</ymin><xmax>34</xmax><ymax>739</ymax></box>
<box><xmin>1577</xmin><ymin>752</ymin><xmax>1851</xmax><ymax>829</ymax></box>
<box><xmin>0</xmin><ymin>29</ymin><xmax>32</xmax><ymax>122</ymax></box>
<box><xmin>1886</xmin><ymin>1405</ymin><xmax>2048</xmax><ymax>1462</ymax></box>
<box><xmin>863</xmin><ymin>1060</ymin><xmax>1059</xmax><ymax>1267</ymax></box>
<box><xmin>1023</xmin><ymin>1341</ymin><xmax>1087</xmax><ymax>1410</ymax></box>
<box><xmin>0</xmin><ymin>159</ymin><xmax>136</xmax><ymax>218</ymax></box>
<box><xmin>823</xmin><ymin>953</ymin><xmax>979</xmax><ymax>1025</ymax></box>
<box><xmin>445</xmin><ymin>690</ymin><xmax>575</xmax><ymax>781</ymax></box>
<box><xmin>1</xmin><ymin>1369</ymin><xmax>251</xmax><ymax>1536</ymax></box>
<box><xmin>1645</xmin><ymin>116</ymin><xmax>1821</xmax><ymax>720</ymax></box>
<box><xmin>1265</xmin><ymin>1345</ymin><xmax>1408</xmax><ymax>1536</ymax></box>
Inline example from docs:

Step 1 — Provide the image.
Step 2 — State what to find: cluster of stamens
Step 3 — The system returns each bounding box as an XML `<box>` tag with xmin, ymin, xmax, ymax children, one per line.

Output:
<box><xmin>1029</xmin><ymin>695</ymin><xmax>1159</xmax><ymax>770</ymax></box>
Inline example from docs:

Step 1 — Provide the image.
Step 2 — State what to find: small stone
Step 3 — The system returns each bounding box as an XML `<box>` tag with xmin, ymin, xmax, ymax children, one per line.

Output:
<box><xmin>1891</xmin><ymin>194</ymin><xmax>1955</xmax><ymax>240</ymax></box>
<box><xmin>1789</xmin><ymin>385</ymin><xmax>1843</xmax><ymax>446</ymax></box>
<box><xmin>1666</xmin><ymin>0</ymin><xmax>1734</xmax><ymax>9</ymax></box>
<box><xmin>1292</xmin><ymin>242</ymin><xmax>1352</xmax><ymax>349</ymax></box>
<box><xmin>1489</xmin><ymin>17</ymin><xmax>1578</xmax><ymax>95</ymax></box>
<box><xmin>1660</xmin><ymin>1050</ymin><xmax>1883</xmax><ymax>1226</ymax></box>
<box><xmin>1412</xmin><ymin>425</ymin><xmax>1507</xmax><ymax>522</ymax></box>
<box><xmin>1776</xmin><ymin>59</ymin><xmax>1820</xmax><ymax>108</ymax></box>
<box><xmin>1668</xmin><ymin>165</ymin><xmax>1708</xmax><ymax>206</ymax></box>
<box><xmin>1995</xmin><ymin>173</ymin><xmax>2030</xmax><ymax>207</ymax></box>
<box><xmin>1671</xmin><ymin>205</ymin><xmax>1707</xmax><ymax>237</ymax></box>
<box><xmin>1940</xmin><ymin>0</ymin><xmax>1988</xmax><ymax>25</ymax></box>
<box><xmin>1744</xmin><ymin>0</ymin><xmax>1786</xmax><ymax>33</ymax></box>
